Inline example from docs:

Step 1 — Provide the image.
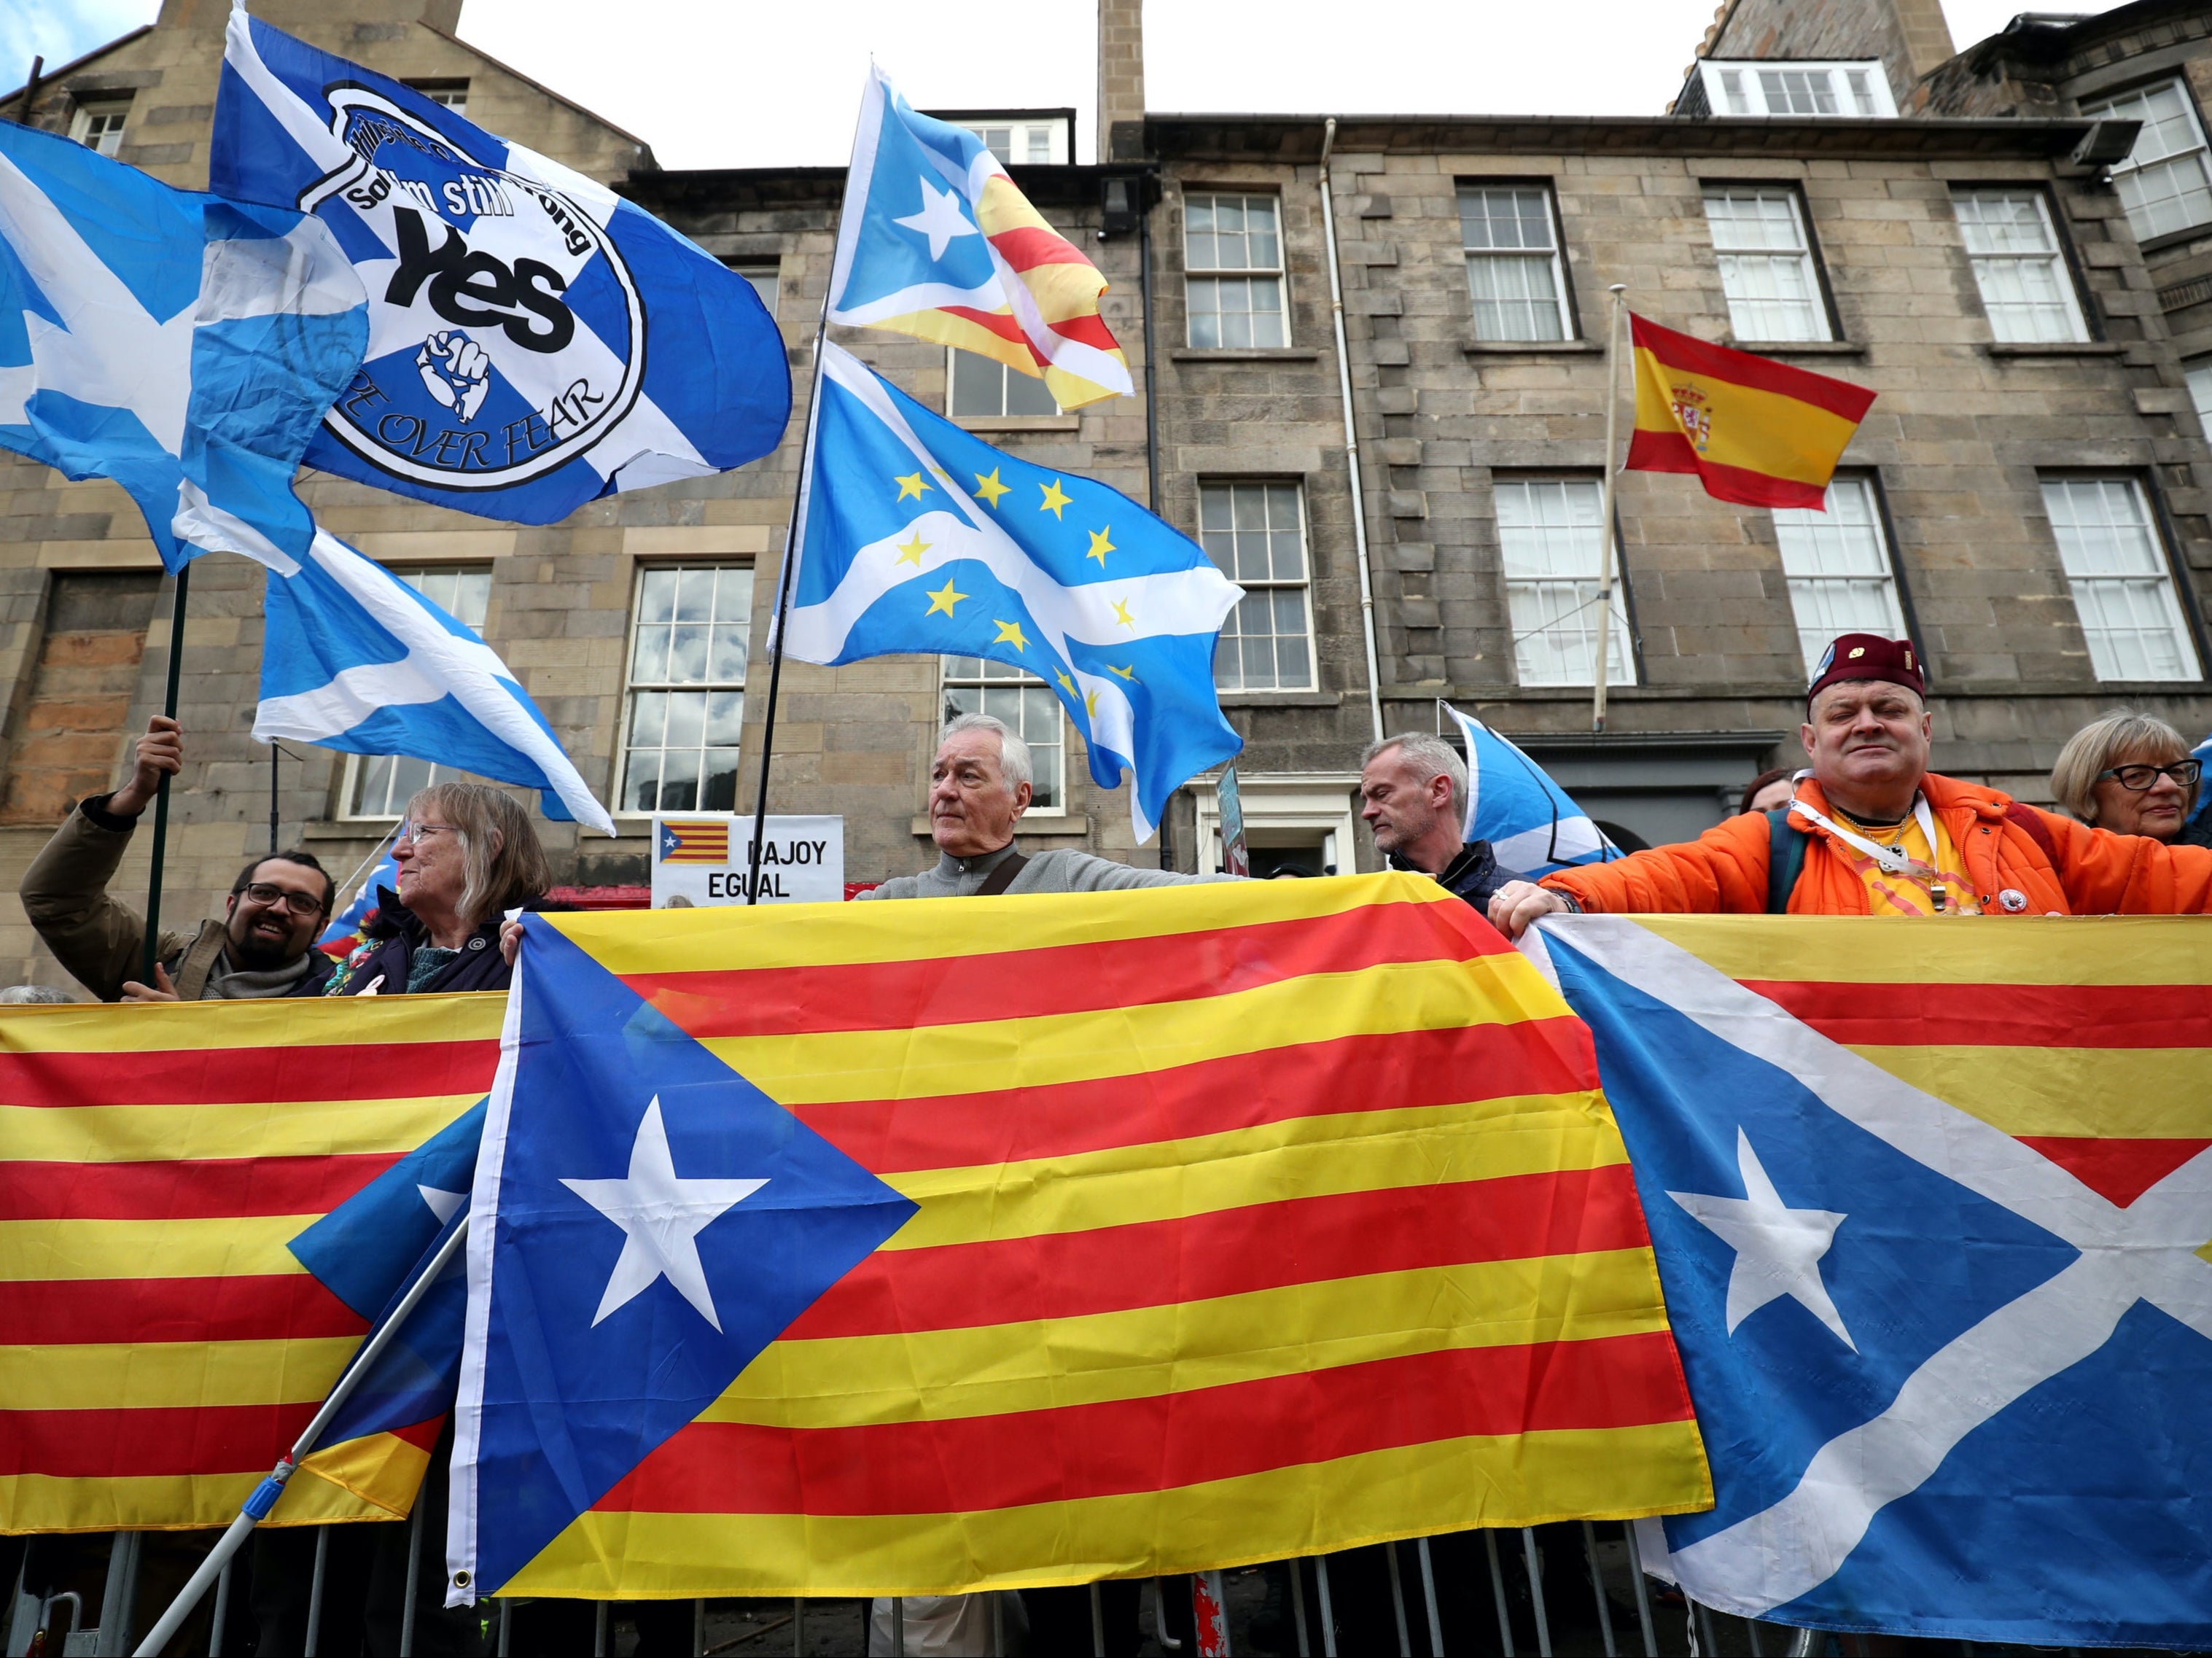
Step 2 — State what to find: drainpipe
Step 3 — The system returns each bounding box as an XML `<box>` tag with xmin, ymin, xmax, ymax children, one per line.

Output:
<box><xmin>1317</xmin><ymin>117</ymin><xmax>1386</xmax><ymax>742</ymax></box>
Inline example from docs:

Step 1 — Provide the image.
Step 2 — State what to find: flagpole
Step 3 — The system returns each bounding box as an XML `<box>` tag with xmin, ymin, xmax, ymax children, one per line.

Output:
<box><xmin>139</xmin><ymin>562</ymin><xmax>190</xmax><ymax>987</ymax></box>
<box><xmin>1590</xmin><ymin>284</ymin><xmax>1627</xmax><ymax>736</ymax></box>
<box><xmin>132</xmin><ymin>1215</ymin><xmax>472</xmax><ymax>1657</ymax></box>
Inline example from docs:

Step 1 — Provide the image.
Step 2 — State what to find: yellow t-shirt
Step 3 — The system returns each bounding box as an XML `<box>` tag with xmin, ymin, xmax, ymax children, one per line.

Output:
<box><xmin>1829</xmin><ymin>806</ymin><xmax>1983</xmax><ymax>916</ymax></box>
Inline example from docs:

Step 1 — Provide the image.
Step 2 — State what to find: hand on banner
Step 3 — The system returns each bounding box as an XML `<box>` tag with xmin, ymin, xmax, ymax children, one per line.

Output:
<box><xmin>1488</xmin><ymin>879</ymin><xmax>1572</xmax><ymax>940</ymax></box>
<box><xmin>499</xmin><ymin>917</ymin><xmax>524</xmax><ymax>966</ymax></box>
<box><xmin>109</xmin><ymin>715</ymin><xmax>184</xmax><ymax>818</ymax></box>
<box><xmin>416</xmin><ymin>331</ymin><xmax>491</xmax><ymax>424</ymax></box>
<box><xmin>120</xmin><ymin>962</ymin><xmax>180</xmax><ymax>1003</ymax></box>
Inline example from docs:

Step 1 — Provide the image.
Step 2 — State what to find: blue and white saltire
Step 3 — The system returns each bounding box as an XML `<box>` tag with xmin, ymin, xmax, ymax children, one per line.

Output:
<box><xmin>247</xmin><ymin>526</ymin><xmax>614</xmax><ymax>830</ymax></box>
<box><xmin>781</xmin><ymin>342</ymin><xmax>1242</xmax><ymax>841</ymax></box>
<box><xmin>1443</xmin><ymin>702</ymin><xmax>1618</xmax><ymax>877</ymax></box>
<box><xmin>1533</xmin><ymin>916</ymin><xmax>2212</xmax><ymax>1649</ymax></box>
<box><xmin>214</xmin><ymin>7</ymin><xmax>788</xmax><ymax>524</ymax></box>
<box><xmin>0</xmin><ymin>117</ymin><xmax>365</xmax><ymax>573</ymax></box>
<box><xmin>2189</xmin><ymin>728</ymin><xmax>2211</xmax><ymax>830</ymax></box>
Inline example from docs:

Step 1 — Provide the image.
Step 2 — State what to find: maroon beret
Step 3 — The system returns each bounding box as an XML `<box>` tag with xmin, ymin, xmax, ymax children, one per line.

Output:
<box><xmin>1808</xmin><ymin>634</ymin><xmax>1924</xmax><ymax>704</ymax></box>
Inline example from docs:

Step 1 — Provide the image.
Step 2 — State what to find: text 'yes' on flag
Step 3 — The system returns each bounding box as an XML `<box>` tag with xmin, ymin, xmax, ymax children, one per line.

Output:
<box><xmin>1535</xmin><ymin>914</ymin><xmax>2212</xmax><ymax>1651</ymax></box>
<box><xmin>1444</xmin><ymin>703</ymin><xmax>1620</xmax><ymax>879</ymax></box>
<box><xmin>0</xmin><ymin>994</ymin><xmax>501</xmax><ymax>1530</ymax></box>
<box><xmin>214</xmin><ymin>9</ymin><xmax>790</xmax><ymax>524</ymax></box>
<box><xmin>780</xmin><ymin>342</ymin><xmax>1242</xmax><ymax>842</ymax></box>
<box><xmin>1625</xmin><ymin>314</ymin><xmax>1875</xmax><ymax>510</ymax></box>
<box><xmin>828</xmin><ymin>66</ymin><xmax>1132</xmax><ymax>410</ymax></box>
<box><xmin>448</xmin><ymin>874</ymin><xmax>1709</xmax><ymax>1601</ymax></box>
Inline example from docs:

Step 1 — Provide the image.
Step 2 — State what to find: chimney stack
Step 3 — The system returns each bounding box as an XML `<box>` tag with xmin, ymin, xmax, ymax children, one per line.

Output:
<box><xmin>1097</xmin><ymin>0</ymin><xmax>1145</xmax><ymax>162</ymax></box>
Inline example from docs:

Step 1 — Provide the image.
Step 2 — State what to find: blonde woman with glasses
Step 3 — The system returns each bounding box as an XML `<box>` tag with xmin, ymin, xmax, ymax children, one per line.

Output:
<box><xmin>2049</xmin><ymin>710</ymin><xmax>2210</xmax><ymax>846</ymax></box>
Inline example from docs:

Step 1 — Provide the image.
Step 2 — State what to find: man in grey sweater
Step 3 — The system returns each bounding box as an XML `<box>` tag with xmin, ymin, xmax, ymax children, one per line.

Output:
<box><xmin>860</xmin><ymin>713</ymin><xmax>1242</xmax><ymax>900</ymax></box>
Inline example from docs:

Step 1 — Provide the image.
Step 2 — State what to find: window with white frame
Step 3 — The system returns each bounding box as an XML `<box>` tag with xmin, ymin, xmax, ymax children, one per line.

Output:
<box><xmin>1772</xmin><ymin>478</ymin><xmax>1909</xmax><ymax>677</ymax></box>
<box><xmin>1199</xmin><ymin>481</ymin><xmax>1314</xmax><ymax>690</ymax></box>
<box><xmin>729</xmin><ymin>262</ymin><xmax>778</xmax><ymax>319</ymax></box>
<box><xmin>343</xmin><ymin>567</ymin><xmax>494</xmax><ymax>817</ymax></box>
<box><xmin>1952</xmin><ymin>188</ymin><xmax>2088</xmax><ymax>343</ymax></box>
<box><xmin>2186</xmin><ymin>357</ymin><xmax>2212</xmax><ymax>437</ymax></box>
<box><xmin>1458</xmin><ymin>184</ymin><xmax>1572</xmax><ymax>342</ymax></box>
<box><xmin>1185</xmin><ymin>193</ymin><xmax>1288</xmax><ymax>349</ymax></box>
<box><xmin>2042</xmin><ymin>477</ymin><xmax>2203</xmax><ymax>681</ymax></box>
<box><xmin>69</xmin><ymin>99</ymin><xmax>129</xmax><ymax>157</ymax></box>
<box><xmin>620</xmin><ymin>564</ymin><xmax>752</xmax><ymax>813</ymax></box>
<box><xmin>940</xmin><ymin>658</ymin><xmax>1065</xmax><ymax>811</ymax></box>
<box><xmin>2081</xmin><ymin>79</ymin><xmax>2212</xmax><ymax>242</ymax></box>
<box><xmin>405</xmin><ymin>80</ymin><xmax>470</xmax><ymax>116</ymax></box>
<box><xmin>958</xmin><ymin>118</ymin><xmax>1067</xmax><ymax>166</ymax></box>
<box><xmin>1702</xmin><ymin>187</ymin><xmax>1832</xmax><ymax>342</ymax></box>
<box><xmin>1495</xmin><ymin>478</ymin><xmax>1635</xmax><ymax>688</ymax></box>
<box><xmin>948</xmin><ymin>349</ymin><xmax>1058</xmax><ymax>419</ymax></box>
<box><xmin>1699</xmin><ymin>61</ymin><xmax>1896</xmax><ymax>117</ymax></box>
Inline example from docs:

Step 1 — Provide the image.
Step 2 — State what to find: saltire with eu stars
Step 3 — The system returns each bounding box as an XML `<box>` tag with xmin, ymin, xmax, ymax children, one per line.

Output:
<box><xmin>445</xmin><ymin>874</ymin><xmax>1708</xmax><ymax>1602</ymax></box>
<box><xmin>779</xmin><ymin>341</ymin><xmax>1240</xmax><ymax>842</ymax></box>
<box><xmin>827</xmin><ymin>65</ymin><xmax>1131</xmax><ymax>409</ymax></box>
<box><xmin>212</xmin><ymin>6</ymin><xmax>789</xmax><ymax>524</ymax></box>
<box><xmin>0</xmin><ymin>993</ymin><xmax>501</xmax><ymax>1532</ymax></box>
<box><xmin>1533</xmin><ymin>913</ymin><xmax>2212</xmax><ymax>1649</ymax></box>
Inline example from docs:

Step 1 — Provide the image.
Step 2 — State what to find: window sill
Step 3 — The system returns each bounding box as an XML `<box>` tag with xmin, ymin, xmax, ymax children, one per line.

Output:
<box><xmin>1217</xmin><ymin>690</ymin><xmax>1341</xmax><ymax>707</ymax></box>
<box><xmin>1721</xmin><ymin>339</ymin><xmax>1866</xmax><ymax>357</ymax></box>
<box><xmin>2135</xmin><ymin>225</ymin><xmax>2212</xmax><ymax>257</ymax></box>
<box><xmin>954</xmin><ymin>414</ymin><xmax>1081</xmax><ymax>432</ymax></box>
<box><xmin>1169</xmin><ymin>348</ymin><xmax>1321</xmax><ymax>362</ymax></box>
<box><xmin>1981</xmin><ymin>340</ymin><xmax>2123</xmax><ymax>358</ymax></box>
<box><xmin>908</xmin><ymin>814</ymin><xmax>1094</xmax><ymax>838</ymax></box>
<box><xmin>1461</xmin><ymin>339</ymin><xmax>1602</xmax><ymax>356</ymax></box>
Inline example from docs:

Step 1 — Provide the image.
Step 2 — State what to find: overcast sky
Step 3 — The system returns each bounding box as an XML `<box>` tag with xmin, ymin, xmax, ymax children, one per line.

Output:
<box><xmin>9</xmin><ymin>0</ymin><xmax>2133</xmax><ymax>169</ymax></box>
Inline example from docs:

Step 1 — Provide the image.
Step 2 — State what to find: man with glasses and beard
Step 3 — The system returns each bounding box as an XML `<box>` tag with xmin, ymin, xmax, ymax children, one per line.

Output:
<box><xmin>19</xmin><ymin>715</ymin><xmax>337</xmax><ymax>1000</ymax></box>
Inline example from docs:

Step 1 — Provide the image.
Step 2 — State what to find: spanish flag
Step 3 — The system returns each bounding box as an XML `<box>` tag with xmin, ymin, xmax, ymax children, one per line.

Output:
<box><xmin>1625</xmin><ymin>315</ymin><xmax>1875</xmax><ymax>510</ymax></box>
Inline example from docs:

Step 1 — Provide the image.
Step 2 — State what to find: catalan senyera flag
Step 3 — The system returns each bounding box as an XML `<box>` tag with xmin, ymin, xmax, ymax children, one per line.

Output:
<box><xmin>0</xmin><ymin>994</ymin><xmax>501</xmax><ymax>1533</ymax></box>
<box><xmin>1624</xmin><ymin>314</ymin><xmax>1875</xmax><ymax>510</ymax></box>
<box><xmin>826</xmin><ymin>66</ymin><xmax>1132</xmax><ymax>409</ymax></box>
<box><xmin>447</xmin><ymin>873</ymin><xmax>1710</xmax><ymax>1600</ymax></box>
<box><xmin>657</xmin><ymin>819</ymin><xmax>731</xmax><ymax>864</ymax></box>
<box><xmin>1540</xmin><ymin>915</ymin><xmax>2212</xmax><ymax>1649</ymax></box>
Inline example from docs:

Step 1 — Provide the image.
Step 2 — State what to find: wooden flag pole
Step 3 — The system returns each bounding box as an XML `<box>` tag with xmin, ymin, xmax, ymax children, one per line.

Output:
<box><xmin>1591</xmin><ymin>284</ymin><xmax>1627</xmax><ymax>735</ymax></box>
<box><xmin>139</xmin><ymin>562</ymin><xmax>190</xmax><ymax>987</ymax></box>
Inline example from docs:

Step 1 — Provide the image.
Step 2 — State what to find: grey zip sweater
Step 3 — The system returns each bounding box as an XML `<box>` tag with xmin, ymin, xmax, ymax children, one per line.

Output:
<box><xmin>859</xmin><ymin>841</ymin><xmax>1242</xmax><ymax>900</ymax></box>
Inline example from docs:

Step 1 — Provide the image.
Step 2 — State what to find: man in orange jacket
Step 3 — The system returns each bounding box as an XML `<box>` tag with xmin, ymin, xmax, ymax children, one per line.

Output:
<box><xmin>1488</xmin><ymin>631</ymin><xmax>2212</xmax><ymax>937</ymax></box>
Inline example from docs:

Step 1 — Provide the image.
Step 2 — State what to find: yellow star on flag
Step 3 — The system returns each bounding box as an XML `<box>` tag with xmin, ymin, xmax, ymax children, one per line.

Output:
<box><xmin>1086</xmin><ymin>527</ymin><xmax>1115</xmax><ymax>567</ymax></box>
<box><xmin>992</xmin><ymin>619</ymin><xmax>1029</xmax><ymax>652</ymax></box>
<box><xmin>1085</xmin><ymin>689</ymin><xmax>1100</xmax><ymax>719</ymax></box>
<box><xmin>924</xmin><ymin>577</ymin><xmax>968</xmax><ymax>618</ymax></box>
<box><xmin>1112</xmin><ymin>598</ymin><xmax>1136</xmax><ymax>629</ymax></box>
<box><xmin>1108</xmin><ymin>663</ymin><xmax>1139</xmax><ymax>681</ymax></box>
<box><xmin>895</xmin><ymin>470</ymin><xmax>932</xmax><ymax>502</ymax></box>
<box><xmin>1039</xmin><ymin>478</ymin><xmax>1072</xmax><ymax>519</ymax></box>
<box><xmin>1055</xmin><ymin>669</ymin><xmax>1078</xmax><ymax>695</ymax></box>
<box><xmin>973</xmin><ymin>469</ymin><xmax>1010</xmax><ymax>509</ymax></box>
<box><xmin>894</xmin><ymin>531</ymin><xmax>931</xmax><ymax>567</ymax></box>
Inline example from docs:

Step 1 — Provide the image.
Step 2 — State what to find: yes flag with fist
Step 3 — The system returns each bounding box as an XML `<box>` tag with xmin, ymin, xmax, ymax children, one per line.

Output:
<box><xmin>212</xmin><ymin>9</ymin><xmax>789</xmax><ymax>525</ymax></box>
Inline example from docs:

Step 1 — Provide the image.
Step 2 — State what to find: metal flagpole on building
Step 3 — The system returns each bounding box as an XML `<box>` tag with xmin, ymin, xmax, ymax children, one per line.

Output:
<box><xmin>1590</xmin><ymin>284</ymin><xmax>1627</xmax><ymax>734</ymax></box>
<box><xmin>138</xmin><ymin>564</ymin><xmax>190</xmax><ymax>987</ymax></box>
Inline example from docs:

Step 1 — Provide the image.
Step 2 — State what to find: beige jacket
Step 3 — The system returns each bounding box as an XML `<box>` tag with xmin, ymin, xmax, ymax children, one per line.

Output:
<box><xmin>20</xmin><ymin>798</ymin><xmax>228</xmax><ymax>1000</ymax></box>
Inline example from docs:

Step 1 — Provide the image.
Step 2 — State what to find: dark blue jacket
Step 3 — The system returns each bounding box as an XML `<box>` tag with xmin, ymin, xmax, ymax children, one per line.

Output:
<box><xmin>333</xmin><ymin>886</ymin><xmax>531</xmax><ymax>995</ymax></box>
<box><xmin>1393</xmin><ymin>841</ymin><xmax>1507</xmax><ymax>920</ymax></box>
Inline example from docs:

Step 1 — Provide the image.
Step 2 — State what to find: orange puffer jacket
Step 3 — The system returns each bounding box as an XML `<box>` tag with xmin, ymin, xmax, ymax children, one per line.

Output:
<box><xmin>1541</xmin><ymin>771</ymin><xmax>2212</xmax><ymax>916</ymax></box>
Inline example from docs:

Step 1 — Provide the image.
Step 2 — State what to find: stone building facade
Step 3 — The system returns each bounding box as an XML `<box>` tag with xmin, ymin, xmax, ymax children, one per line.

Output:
<box><xmin>8</xmin><ymin>0</ymin><xmax>2212</xmax><ymax>987</ymax></box>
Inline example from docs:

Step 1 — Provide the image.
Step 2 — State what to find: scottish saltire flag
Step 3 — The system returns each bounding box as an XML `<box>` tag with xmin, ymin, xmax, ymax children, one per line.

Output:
<box><xmin>1536</xmin><ymin>914</ymin><xmax>2212</xmax><ymax>1649</ymax></box>
<box><xmin>318</xmin><ymin>845</ymin><xmax>401</xmax><ymax>956</ymax></box>
<box><xmin>0</xmin><ymin>117</ymin><xmax>365</xmax><ymax>573</ymax></box>
<box><xmin>827</xmin><ymin>66</ymin><xmax>1131</xmax><ymax>408</ymax></box>
<box><xmin>2189</xmin><ymin>728</ymin><xmax>2211</xmax><ymax>830</ymax></box>
<box><xmin>1444</xmin><ymin>702</ymin><xmax>1619</xmax><ymax>877</ymax></box>
<box><xmin>784</xmin><ymin>342</ymin><xmax>1239</xmax><ymax>840</ymax></box>
<box><xmin>447</xmin><ymin>876</ymin><xmax>1707</xmax><ymax>1601</ymax></box>
<box><xmin>0</xmin><ymin>993</ymin><xmax>500</xmax><ymax>1530</ymax></box>
<box><xmin>253</xmin><ymin>529</ymin><xmax>615</xmax><ymax>831</ymax></box>
<box><xmin>214</xmin><ymin>10</ymin><xmax>789</xmax><ymax>524</ymax></box>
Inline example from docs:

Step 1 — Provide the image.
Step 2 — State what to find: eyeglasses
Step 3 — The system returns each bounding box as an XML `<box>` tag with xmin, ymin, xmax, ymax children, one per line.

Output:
<box><xmin>396</xmin><ymin>821</ymin><xmax>457</xmax><ymax>846</ymax></box>
<box><xmin>240</xmin><ymin>881</ymin><xmax>326</xmax><ymax>916</ymax></box>
<box><xmin>2098</xmin><ymin>760</ymin><xmax>2203</xmax><ymax>792</ymax></box>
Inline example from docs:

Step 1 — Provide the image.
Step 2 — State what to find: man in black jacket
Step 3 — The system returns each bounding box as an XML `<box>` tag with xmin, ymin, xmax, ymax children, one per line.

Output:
<box><xmin>1359</xmin><ymin>732</ymin><xmax>1505</xmax><ymax>917</ymax></box>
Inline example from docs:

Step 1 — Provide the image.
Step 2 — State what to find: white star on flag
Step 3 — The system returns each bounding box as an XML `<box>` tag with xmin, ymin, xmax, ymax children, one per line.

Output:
<box><xmin>1671</xmin><ymin>1127</ymin><xmax>1855</xmax><ymax>1350</ymax></box>
<box><xmin>561</xmin><ymin>1097</ymin><xmax>766</xmax><ymax>1332</ymax></box>
<box><xmin>893</xmin><ymin>177</ymin><xmax>979</xmax><ymax>261</ymax></box>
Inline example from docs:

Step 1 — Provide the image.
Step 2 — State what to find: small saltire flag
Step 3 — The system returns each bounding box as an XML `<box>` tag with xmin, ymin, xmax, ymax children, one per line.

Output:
<box><xmin>2188</xmin><ymin>727</ymin><xmax>2211</xmax><ymax>831</ymax></box>
<box><xmin>319</xmin><ymin>845</ymin><xmax>401</xmax><ymax>957</ymax></box>
<box><xmin>827</xmin><ymin>66</ymin><xmax>1132</xmax><ymax>409</ymax></box>
<box><xmin>780</xmin><ymin>341</ymin><xmax>1241</xmax><ymax>841</ymax></box>
<box><xmin>1536</xmin><ymin>914</ymin><xmax>2212</xmax><ymax>1649</ymax></box>
<box><xmin>445</xmin><ymin>876</ymin><xmax>1708</xmax><ymax>1602</ymax></box>
<box><xmin>1444</xmin><ymin>702</ymin><xmax>1619</xmax><ymax>879</ymax></box>
<box><xmin>250</xmin><ymin>529</ymin><xmax>614</xmax><ymax>831</ymax></box>
<box><xmin>0</xmin><ymin>117</ymin><xmax>365</xmax><ymax>574</ymax></box>
<box><xmin>0</xmin><ymin>993</ymin><xmax>501</xmax><ymax>1530</ymax></box>
<box><xmin>214</xmin><ymin>9</ymin><xmax>790</xmax><ymax>524</ymax></box>
<box><xmin>1624</xmin><ymin>314</ymin><xmax>1874</xmax><ymax>510</ymax></box>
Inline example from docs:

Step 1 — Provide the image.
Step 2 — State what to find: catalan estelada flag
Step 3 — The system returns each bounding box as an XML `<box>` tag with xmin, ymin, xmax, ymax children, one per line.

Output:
<box><xmin>447</xmin><ymin>873</ymin><xmax>1709</xmax><ymax>1600</ymax></box>
<box><xmin>657</xmin><ymin>819</ymin><xmax>730</xmax><ymax>864</ymax></box>
<box><xmin>1624</xmin><ymin>314</ymin><xmax>1875</xmax><ymax>510</ymax></box>
<box><xmin>1541</xmin><ymin>915</ymin><xmax>2212</xmax><ymax>1649</ymax></box>
<box><xmin>0</xmin><ymin>995</ymin><xmax>501</xmax><ymax>1532</ymax></box>
<box><xmin>826</xmin><ymin>66</ymin><xmax>1132</xmax><ymax>409</ymax></box>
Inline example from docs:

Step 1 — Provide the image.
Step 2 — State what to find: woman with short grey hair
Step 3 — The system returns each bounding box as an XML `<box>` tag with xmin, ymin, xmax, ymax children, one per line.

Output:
<box><xmin>2049</xmin><ymin>709</ymin><xmax>2206</xmax><ymax>844</ymax></box>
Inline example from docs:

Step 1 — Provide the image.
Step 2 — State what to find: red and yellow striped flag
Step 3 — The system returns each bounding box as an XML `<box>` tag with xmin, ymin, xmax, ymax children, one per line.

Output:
<box><xmin>499</xmin><ymin>873</ymin><xmax>1710</xmax><ymax>1597</ymax></box>
<box><xmin>0</xmin><ymin>995</ymin><xmax>500</xmax><ymax>1532</ymax></box>
<box><xmin>1625</xmin><ymin>314</ymin><xmax>1876</xmax><ymax>509</ymax></box>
